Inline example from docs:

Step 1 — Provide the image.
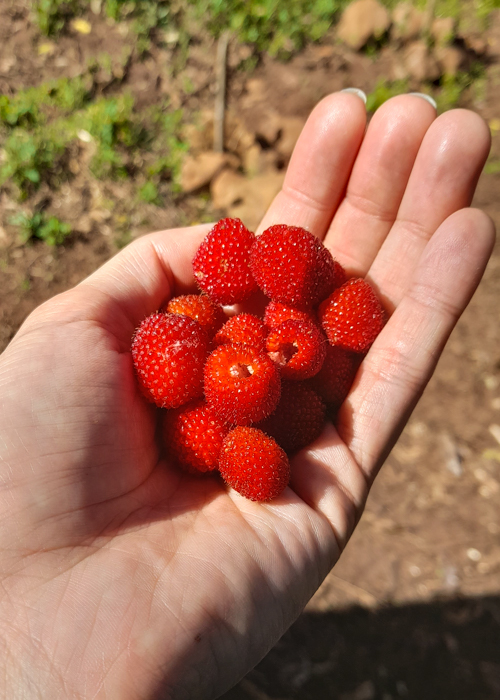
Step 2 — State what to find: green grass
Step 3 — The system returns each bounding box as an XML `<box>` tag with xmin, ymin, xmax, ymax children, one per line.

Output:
<box><xmin>0</xmin><ymin>128</ymin><xmax>67</xmax><ymax>197</ymax></box>
<box><xmin>10</xmin><ymin>211</ymin><xmax>72</xmax><ymax>246</ymax></box>
<box><xmin>366</xmin><ymin>79</ymin><xmax>409</xmax><ymax>112</ymax></box>
<box><xmin>0</xmin><ymin>64</ymin><xmax>187</xmax><ymax>198</ymax></box>
<box><xmin>31</xmin><ymin>0</ymin><xmax>500</xmax><ymax>60</ymax></box>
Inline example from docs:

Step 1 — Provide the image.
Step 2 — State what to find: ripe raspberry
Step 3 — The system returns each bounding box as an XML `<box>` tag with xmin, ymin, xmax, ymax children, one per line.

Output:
<box><xmin>214</xmin><ymin>313</ymin><xmax>268</xmax><ymax>353</ymax></box>
<box><xmin>192</xmin><ymin>218</ymin><xmax>257</xmax><ymax>305</ymax></box>
<box><xmin>250</xmin><ymin>224</ymin><xmax>346</xmax><ymax>310</ymax></box>
<box><xmin>319</xmin><ymin>278</ymin><xmax>385</xmax><ymax>353</ymax></box>
<box><xmin>257</xmin><ymin>381</ymin><xmax>326</xmax><ymax>454</ymax></box>
<box><xmin>264</xmin><ymin>300</ymin><xmax>317</xmax><ymax>329</ymax></box>
<box><xmin>219</xmin><ymin>427</ymin><xmax>290</xmax><ymax>501</ymax></box>
<box><xmin>132</xmin><ymin>312</ymin><xmax>209</xmax><ymax>408</ymax></box>
<box><xmin>204</xmin><ymin>343</ymin><xmax>281</xmax><ymax>426</ymax></box>
<box><xmin>308</xmin><ymin>345</ymin><xmax>360</xmax><ymax>408</ymax></box>
<box><xmin>163</xmin><ymin>400</ymin><xmax>229</xmax><ymax>474</ymax></box>
<box><xmin>266</xmin><ymin>319</ymin><xmax>326</xmax><ymax>380</ymax></box>
<box><xmin>167</xmin><ymin>294</ymin><xmax>226</xmax><ymax>339</ymax></box>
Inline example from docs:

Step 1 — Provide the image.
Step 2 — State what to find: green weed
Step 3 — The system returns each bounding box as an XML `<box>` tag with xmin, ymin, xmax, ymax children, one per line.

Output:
<box><xmin>188</xmin><ymin>0</ymin><xmax>345</xmax><ymax>57</ymax></box>
<box><xmin>365</xmin><ymin>79</ymin><xmax>409</xmax><ymax>112</ymax></box>
<box><xmin>10</xmin><ymin>211</ymin><xmax>72</xmax><ymax>245</ymax></box>
<box><xmin>33</xmin><ymin>0</ymin><xmax>80</xmax><ymax>35</ymax></box>
<box><xmin>0</xmin><ymin>128</ymin><xmax>67</xmax><ymax>196</ymax></box>
<box><xmin>78</xmin><ymin>95</ymin><xmax>139</xmax><ymax>177</ymax></box>
<box><xmin>138</xmin><ymin>181</ymin><xmax>159</xmax><ymax>204</ymax></box>
<box><xmin>0</xmin><ymin>77</ymin><xmax>91</xmax><ymax>129</ymax></box>
<box><xmin>484</xmin><ymin>158</ymin><xmax>500</xmax><ymax>174</ymax></box>
<box><xmin>436</xmin><ymin>62</ymin><xmax>486</xmax><ymax>111</ymax></box>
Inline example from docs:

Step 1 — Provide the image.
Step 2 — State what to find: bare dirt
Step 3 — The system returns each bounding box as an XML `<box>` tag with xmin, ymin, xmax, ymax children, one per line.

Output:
<box><xmin>1</xmin><ymin>3</ymin><xmax>500</xmax><ymax>698</ymax></box>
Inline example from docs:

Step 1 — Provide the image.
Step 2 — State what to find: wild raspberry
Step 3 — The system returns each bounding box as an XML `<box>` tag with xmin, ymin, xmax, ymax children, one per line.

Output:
<box><xmin>192</xmin><ymin>218</ymin><xmax>257</xmax><ymax>305</ymax></box>
<box><xmin>219</xmin><ymin>426</ymin><xmax>290</xmax><ymax>501</ymax></box>
<box><xmin>204</xmin><ymin>343</ymin><xmax>281</xmax><ymax>426</ymax></box>
<box><xmin>167</xmin><ymin>294</ymin><xmax>226</xmax><ymax>339</ymax></box>
<box><xmin>131</xmin><ymin>312</ymin><xmax>209</xmax><ymax>408</ymax></box>
<box><xmin>257</xmin><ymin>381</ymin><xmax>326</xmax><ymax>454</ymax></box>
<box><xmin>319</xmin><ymin>278</ymin><xmax>385</xmax><ymax>353</ymax></box>
<box><xmin>250</xmin><ymin>224</ymin><xmax>346</xmax><ymax>309</ymax></box>
<box><xmin>308</xmin><ymin>345</ymin><xmax>360</xmax><ymax>409</ymax></box>
<box><xmin>266</xmin><ymin>319</ymin><xmax>326</xmax><ymax>380</ymax></box>
<box><xmin>214</xmin><ymin>313</ymin><xmax>268</xmax><ymax>353</ymax></box>
<box><xmin>264</xmin><ymin>300</ymin><xmax>318</xmax><ymax>329</ymax></box>
<box><xmin>163</xmin><ymin>400</ymin><xmax>229</xmax><ymax>474</ymax></box>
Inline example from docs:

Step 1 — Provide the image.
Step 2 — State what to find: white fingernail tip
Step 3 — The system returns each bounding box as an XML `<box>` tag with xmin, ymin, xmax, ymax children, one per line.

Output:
<box><xmin>408</xmin><ymin>92</ymin><xmax>437</xmax><ymax>109</ymax></box>
<box><xmin>340</xmin><ymin>88</ymin><xmax>367</xmax><ymax>104</ymax></box>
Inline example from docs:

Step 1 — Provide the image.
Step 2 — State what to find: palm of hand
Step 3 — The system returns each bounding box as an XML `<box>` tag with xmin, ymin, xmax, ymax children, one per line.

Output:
<box><xmin>0</xmin><ymin>94</ymin><xmax>494</xmax><ymax>700</ymax></box>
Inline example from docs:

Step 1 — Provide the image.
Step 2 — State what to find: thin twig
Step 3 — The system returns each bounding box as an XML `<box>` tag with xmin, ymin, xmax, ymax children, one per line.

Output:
<box><xmin>330</xmin><ymin>574</ymin><xmax>380</xmax><ymax>607</ymax></box>
<box><xmin>214</xmin><ymin>31</ymin><xmax>230</xmax><ymax>153</ymax></box>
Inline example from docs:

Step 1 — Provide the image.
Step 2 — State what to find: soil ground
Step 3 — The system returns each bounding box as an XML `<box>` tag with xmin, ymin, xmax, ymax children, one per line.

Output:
<box><xmin>1</xmin><ymin>3</ymin><xmax>500</xmax><ymax>699</ymax></box>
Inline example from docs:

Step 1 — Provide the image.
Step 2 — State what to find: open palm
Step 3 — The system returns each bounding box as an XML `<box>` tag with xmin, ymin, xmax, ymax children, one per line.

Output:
<box><xmin>0</xmin><ymin>93</ymin><xmax>494</xmax><ymax>700</ymax></box>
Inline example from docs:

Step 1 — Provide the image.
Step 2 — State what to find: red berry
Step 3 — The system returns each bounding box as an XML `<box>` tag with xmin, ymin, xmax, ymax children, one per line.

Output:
<box><xmin>266</xmin><ymin>319</ymin><xmax>326</xmax><ymax>380</ymax></box>
<box><xmin>167</xmin><ymin>294</ymin><xmax>226</xmax><ymax>339</ymax></box>
<box><xmin>257</xmin><ymin>381</ymin><xmax>326</xmax><ymax>454</ymax></box>
<box><xmin>219</xmin><ymin>427</ymin><xmax>290</xmax><ymax>501</ymax></box>
<box><xmin>319</xmin><ymin>278</ymin><xmax>385</xmax><ymax>353</ymax></box>
<box><xmin>163</xmin><ymin>400</ymin><xmax>229</xmax><ymax>474</ymax></box>
<box><xmin>132</xmin><ymin>313</ymin><xmax>209</xmax><ymax>408</ymax></box>
<box><xmin>192</xmin><ymin>218</ymin><xmax>257</xmax><ymax>305</ymax></box>
<box><xmin>214</xmin><ymin>313</ymin><xmax>268</xmax><ymax>353</ymax></box>
<box><xmin>308</xmin><ymin>345</ymin><xmax>360</xmax><ymax>408</ymax></box>
<box><xmin>264</xmin><ymin>300</ymin><xmax>318</xmax><ymax>329</ymax></box>
<box><xmin>204</xmin><ymin>343</ymin><xmax>281</xmax><ymax>426</ymax></box>
<box><xmin>250</xmin><ymin>224</ymin><xmax>346</xmax><ymax>309</ymax></box>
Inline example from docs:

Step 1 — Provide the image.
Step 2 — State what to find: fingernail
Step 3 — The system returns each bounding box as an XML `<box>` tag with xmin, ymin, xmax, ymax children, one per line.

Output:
<box><xmin>407</xmin><ymin>92</ymin><xmax>437</xmax><ymax>109</ymax></box>
<box><xmin>341</xmin><ymin>88</ymin><xmax>367</xmax><ymax>104</ymax></box>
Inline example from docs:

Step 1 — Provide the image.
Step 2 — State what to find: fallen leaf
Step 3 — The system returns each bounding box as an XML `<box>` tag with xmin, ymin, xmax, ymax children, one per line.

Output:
<box><xmin>71</xmin><ymin>18</ymin><xmax>92</xmax><ymax>34</ymax></box>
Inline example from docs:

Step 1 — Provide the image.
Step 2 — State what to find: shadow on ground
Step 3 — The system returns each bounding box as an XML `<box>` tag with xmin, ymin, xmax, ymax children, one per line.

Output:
<box><xmin>221</xmin><ymin>595</ymin><xmax>500</xmax><ymax>699</ymax></box>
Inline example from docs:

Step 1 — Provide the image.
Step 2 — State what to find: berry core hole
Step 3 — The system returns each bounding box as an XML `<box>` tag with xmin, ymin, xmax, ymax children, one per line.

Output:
<box><xmin>269</xmin><ymin>342</ymin><xmax>298</xmax><ymax>366</ymax></box>
<box><xmin>230</xmin><ymin>363</ymin><xmax>254</xmax><ymax>378</ymax></box>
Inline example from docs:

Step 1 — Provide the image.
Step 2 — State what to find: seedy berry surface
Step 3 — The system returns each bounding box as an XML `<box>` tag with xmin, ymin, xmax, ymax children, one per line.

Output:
<box><xmin>214</xmin><ymin>313</ymin><xmax>268</xmax><ymax>353</ymax></box>
<box><xmin>192</xmin><ymin>217</ymin><xmax>257</xmax><ymax>305</ymax></box>
<box><xmin>266</xmin><ymin>319</ymin><xmax>327</xmax><ymax>380</ymax></box>
<box><xmin>204</xmin><ymin>343</ymin><xmax>281</xmax><ymax>426</ymax></box>
<box><xmin>163</xmin><ymin>400</ymin><xmax>229</xmax><ymax>474</ymax></box>
<box><xmin>319</xmin><ymin>278</ymin><xmax>385</xmax><ymax>354</ymax></box>
<box><xmin>250</xmin><ymin>224</ymin><xmax>346</xmax><ymax>309</ymax></box>
<box><xmin>132</xmin><ymin>312</ymin><xmax>209</xmax><ymax>409</ymax></box>
<box><xmin>167</xmin><ymin>294</ymin><xmax>226</xmax><ymax>339</ymax></box>
<box><xmin>264</xmin><ymin>300</ymin><xmax>318</xmax><ymax>329</ymax></box>
<box><xmin>257</xmin><ymin>381</ymin><xmax>326</xmax><ymax>454</ymax></box>
<box><xmin>308</xmin><ymin>345</ymin><xmax>360</xmax><ymax>408</ymax></box>
<box><xmin>219</xmin><ymin>426</ymin><xmax>290</xmax><ymax>501</ymax></box>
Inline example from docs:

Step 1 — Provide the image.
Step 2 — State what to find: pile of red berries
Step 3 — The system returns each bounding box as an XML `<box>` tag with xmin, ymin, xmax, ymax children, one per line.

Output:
<box><xmin>131</xmin><ymin>218</ymin><xmax>385</xmax><ymax>501</ymax></box>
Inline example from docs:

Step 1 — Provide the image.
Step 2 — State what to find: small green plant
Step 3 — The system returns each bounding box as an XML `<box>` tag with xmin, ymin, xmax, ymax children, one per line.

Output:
<box><xmin>33</xmin><ymin>0</ymin><xmax>80</xmax><ymax>35</ymax></box>
<box><xmin>138</xmin><ymin>181</ymin><xmax>160</xmax><ymax>204</ymax></box>
<box><xmin>0</xmin><ymin>77</ymin><xmax>90</xmax><ymax>129</ymax></box>
<box><xmin>436</xmin><ymin>62</ymin><xmax>486</xmax><ymax>111</ymax></box>
<box><xmin>10</xmin><ymin>211</ymin><xmax>72</xmax><ymax>246</ymax></box>
<box><xmin>147</xmin><ymin>107</ymin><xmax>189</xmax><ymax>191</ymax></box>
<box><xmin>485</xmin><ymin>158</ymin><xmax>500</xmax><ymax>174</ymax></box>
<box><xmin>0</xmin><ymin>129</ymin><xmax>67</xmax><ymax>196</ymax></box>
<box><xmin>189</xmin><ymin>0</ymin><xmax>345</xmax><ymax>57</ymax></box>
<box><xmin>75</xmin><ymin>94</ymin><xmax>147</xmax><ymax>178</ymax></box>
<box><xmin>0</xmin><ymin>94</ymin><xmax>41</xmax><ymax>128</ymax></box>
<box><xmin>365</xmin><ymin>79</ymin><xmax>409</xmax><ymax>112</ymax></box>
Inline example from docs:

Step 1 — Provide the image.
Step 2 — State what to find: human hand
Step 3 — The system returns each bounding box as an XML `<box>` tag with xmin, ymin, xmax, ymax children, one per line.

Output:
<box><xmin>0</xmin><ymin>93</ymin><xmax>494</xmax><ymax>699</ymax></box>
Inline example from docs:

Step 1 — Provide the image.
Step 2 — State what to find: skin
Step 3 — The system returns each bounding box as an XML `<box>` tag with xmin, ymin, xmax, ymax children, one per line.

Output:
<box><xmin>0</xmin><ymin>93</ymin><xmax>495</xmax><ymax>699</ymax></box>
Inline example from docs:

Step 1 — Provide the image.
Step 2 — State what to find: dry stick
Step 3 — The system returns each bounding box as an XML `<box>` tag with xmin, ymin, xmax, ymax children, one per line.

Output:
<box><xmin>214</xmin><ymin>31</ymin><xmax>230</xmax><ymax>153</ymax></box>
<box><xmin>329</xmin><ymin>574</ymin><xmax>380</xmax><ymax>607</ymax></box>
